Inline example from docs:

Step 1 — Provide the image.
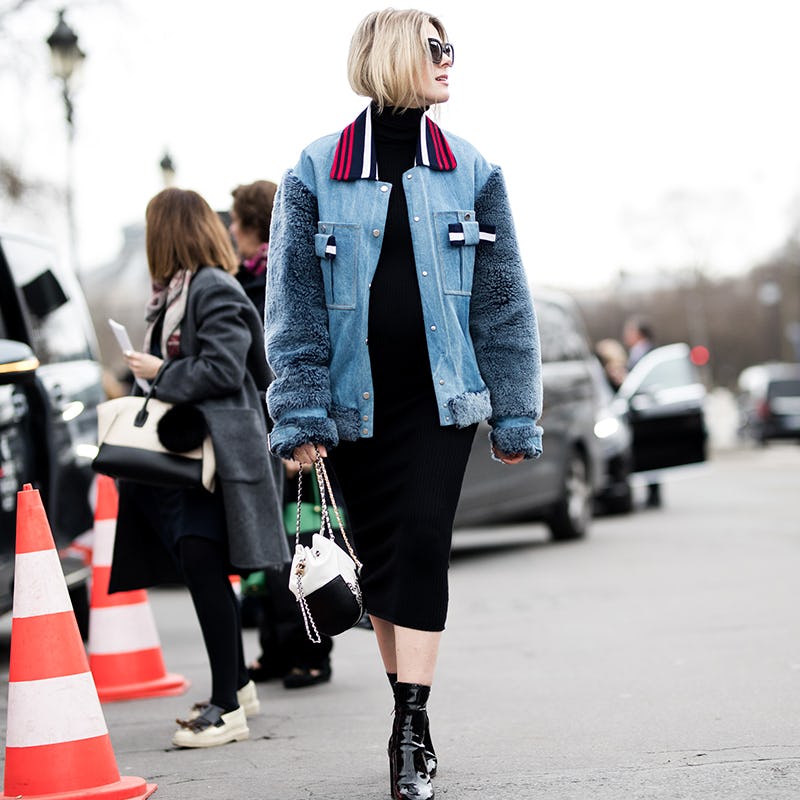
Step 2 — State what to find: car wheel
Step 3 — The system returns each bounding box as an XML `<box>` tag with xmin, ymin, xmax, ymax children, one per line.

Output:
<box><xmin>547</xmin><ymin>450</ymin><xmax>592</xmax><ymax>541</ymax></box>
<box><xmin>68</xmin><ymin>582</ymin><xmax>90</xmax><ymax>641</ymax></box>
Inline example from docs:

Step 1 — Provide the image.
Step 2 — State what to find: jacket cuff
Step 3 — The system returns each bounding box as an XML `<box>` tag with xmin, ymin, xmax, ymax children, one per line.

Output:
<box><xmin>489</xmin><ymin>419</ymin><xmax>543</xmax><ymax>461</ymax></box>
<box><xmin>268</xmin><ymin>415</ymin><xmax>339</xmax><ymax>460</ymax></box>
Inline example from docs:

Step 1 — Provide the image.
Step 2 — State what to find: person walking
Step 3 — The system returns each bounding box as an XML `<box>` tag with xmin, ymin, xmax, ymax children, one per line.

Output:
<box><xmin>623</xmin><ymin>315</ymin><xmax>655</xmax><ymax>370</ymax></box>
<box><xmin>622</xmin><ymin>314</ymin><xmax>662</xmax><ymax>507</ymax></box>
<box><xmin>110</xmin><ymin>187</ymin><xmax>290</xmax><ymax>748</ymax></box>
<box><xmin>228</xmin><ymin>178</ymin><xmax>335</xmax><ymax>689</ymax></box>
<box><xmin>264</xmin><ymin>9</ymin><xmax>543</xmax><ymax>798</ymax></box>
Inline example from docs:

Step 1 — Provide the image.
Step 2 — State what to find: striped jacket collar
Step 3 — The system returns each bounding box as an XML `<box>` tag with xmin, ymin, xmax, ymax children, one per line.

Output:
<box><xmin>330</xmin><ymin>105</ymin><xmax>457</xmax><ymax>181</ymax></box>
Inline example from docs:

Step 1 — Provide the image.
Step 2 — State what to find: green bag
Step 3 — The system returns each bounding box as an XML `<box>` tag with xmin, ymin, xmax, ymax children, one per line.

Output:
<box><xmin>282</xmin><ymin>469</ymin><xmax>342</xmax><ymax>536</ymax></box>
<box><xmin>239</xmin><ymin>569</ymin><xmax>266</xmax><ymax>597</ymax></box>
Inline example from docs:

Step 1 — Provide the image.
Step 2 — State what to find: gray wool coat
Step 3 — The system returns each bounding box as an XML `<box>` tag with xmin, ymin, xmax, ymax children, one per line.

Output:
<box><xmin>109</xmin><ymin>265</ymin><xmax>290</xmax><ymax>593</ymax></box>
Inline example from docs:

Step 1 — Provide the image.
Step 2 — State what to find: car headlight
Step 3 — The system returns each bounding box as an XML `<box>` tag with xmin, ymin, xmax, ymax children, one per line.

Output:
<box><xmin>75</xmin><ymin>443</ymin><xmax>99</xmax><ymax>460</ymax></box>
<box><xmin>62</xmin><ymin>400</ymin><xmax>85</xmax><ymax>421</ymax></box>
<box><xmin>594</xmin><ymin>416</ymin><xmax>621</xmax><ymax>439</ymax></box>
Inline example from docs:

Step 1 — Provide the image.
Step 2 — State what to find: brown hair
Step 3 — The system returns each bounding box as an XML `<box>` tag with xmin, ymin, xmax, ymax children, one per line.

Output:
<box><xmin>347</xmin><ymin>8</ymin><xmax>447</xmax><ymax>112</ymax></box>
<box><xmin>230</xmin><ymin>180</ymin><xmax>278</xmax><ymax>243</ymax></box>
<box><xmin>145</xmin><ymin>188</ymin><xmax>237</xmax><ymax>283</ymax></box>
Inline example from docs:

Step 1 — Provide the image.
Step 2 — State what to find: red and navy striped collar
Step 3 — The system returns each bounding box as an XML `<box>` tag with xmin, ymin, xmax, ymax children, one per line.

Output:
<box><xmin>330</xmin><ymin>106</ymin><xmax>457</xmax><ymax>181</ymax></box>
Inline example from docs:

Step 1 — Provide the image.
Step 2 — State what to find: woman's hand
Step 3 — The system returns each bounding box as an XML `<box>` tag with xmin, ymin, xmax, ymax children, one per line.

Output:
<box><xmin>292</xmin><ymin>443</ymin><xmax>327</xmax><ymax>466</ymax></box>
<box><xmin>123</xmin><ymin>350</ymin><xmax>164</xmax><ymax>381</ymax></box>
<box><xmin>492</xmin><ymin>446</ymin><xmax>525</xmax><ymax>465</ymax></box>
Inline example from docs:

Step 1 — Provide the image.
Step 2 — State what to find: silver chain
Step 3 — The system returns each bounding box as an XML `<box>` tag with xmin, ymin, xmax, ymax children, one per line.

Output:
<box><xmin>294</xmin><ymin>450</ymin><xmax>361</xmax><ymax>568</ymax></box>
<box><xmin>292</xmin><ymin>449</ymin><xmax>362</xmax><ymax>644</ymax></box>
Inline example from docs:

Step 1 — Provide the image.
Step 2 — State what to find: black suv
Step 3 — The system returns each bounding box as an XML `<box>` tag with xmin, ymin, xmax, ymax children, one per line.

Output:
<box><xmin>0</xmin><ymin>231</ymin><xmax>105</xmax><ymax>633</ymax></box>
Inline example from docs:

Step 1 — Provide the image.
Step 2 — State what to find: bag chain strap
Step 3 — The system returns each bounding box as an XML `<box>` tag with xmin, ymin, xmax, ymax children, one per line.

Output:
<box><xmin>292</xmin><ymin>449</ymin><xmax>362</xmax><ymax>644</ymax></box>
<box><xmin>294</xmin><ymin>450</ymin><xmax>361</xmax><ymax>568</ymax></box>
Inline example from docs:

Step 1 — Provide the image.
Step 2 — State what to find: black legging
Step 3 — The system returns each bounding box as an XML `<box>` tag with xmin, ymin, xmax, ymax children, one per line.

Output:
<box><xmin>179</xmin><ymin>536</ymin><xmax>249</xmax><ymax>711</ymax></box>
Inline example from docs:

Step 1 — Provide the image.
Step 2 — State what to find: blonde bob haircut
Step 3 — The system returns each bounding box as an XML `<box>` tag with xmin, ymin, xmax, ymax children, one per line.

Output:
<box><xmin>347</xmin><ymin>8</ymin><xmax>447</xmax><ymax>112</ymax></box>
<box><xmin>145</xmin><ymin>188</ymin><xmax>238</xmax><ymax>284</ymax></box>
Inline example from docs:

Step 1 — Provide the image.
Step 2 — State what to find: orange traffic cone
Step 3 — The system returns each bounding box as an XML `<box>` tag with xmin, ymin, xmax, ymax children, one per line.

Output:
<box><xmin>88</xmin><ymin>476</ymin><xmax>190</xmax><ymax>702</ymax></box>
<box><xmin>2</xmin><ymin>484</ymin><xmax>156</xmax><ymax>800</ymax></box>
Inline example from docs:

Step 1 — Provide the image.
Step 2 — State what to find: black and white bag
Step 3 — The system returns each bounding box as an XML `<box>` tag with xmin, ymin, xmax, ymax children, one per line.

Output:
<box><xmin>288</xmin><ymin>455</ymin><xmax>362</xmax><ymax>642</ymax></box>
<box><xmin>92</xmin><ymin>365</ymin><xmax>215</xmax><ymax>492</ymax></box>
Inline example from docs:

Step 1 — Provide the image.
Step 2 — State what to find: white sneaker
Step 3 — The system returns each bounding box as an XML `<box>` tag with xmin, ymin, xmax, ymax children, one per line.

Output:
<box><xmin>188</xmin><ymin>681</ymin><xmax>260</xmax><ymax>720</ymax></box>
<box><xmin>172</xmin><ymin>705</ymin><xmax>249</xmax><ymax>749</ymax></box>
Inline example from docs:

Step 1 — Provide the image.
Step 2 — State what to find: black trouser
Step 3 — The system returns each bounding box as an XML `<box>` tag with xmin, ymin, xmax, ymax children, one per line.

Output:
<box><xmin>179</xmin><ymin>536</ymin><xmax>249</xmax><ymax>711</ymax></box>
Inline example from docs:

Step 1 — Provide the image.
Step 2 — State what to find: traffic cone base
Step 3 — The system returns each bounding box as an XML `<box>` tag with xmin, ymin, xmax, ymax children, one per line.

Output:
<box><xmin>1</xmin><ymin>774</ymin><xmax>156</xmax><ymax>800</ymax></box>
<box><xmin>3</xmin><ymin>485</ymin><xmax>157</xmax><ymax>800</ymax></box>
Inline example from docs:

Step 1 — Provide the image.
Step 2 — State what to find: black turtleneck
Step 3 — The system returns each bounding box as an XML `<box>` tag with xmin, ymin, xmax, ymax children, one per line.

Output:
<box><xmin>368</xmin><ymin>104</ymin><xmax>432</xmax><ymax>401</ymax></box>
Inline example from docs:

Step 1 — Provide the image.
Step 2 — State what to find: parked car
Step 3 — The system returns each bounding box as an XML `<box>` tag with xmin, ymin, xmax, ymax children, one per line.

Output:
<box><xmin>455</xmin><ymin>289</ymin><xmax>710</xmax><ymax>535</ymax></box>
<box><xmin>0</xmin><ymin>231</ymin><xmax>106</xmax><ymax>634</ymax></box>
<box><xmin>736</xmin><ymin>362</ymin><xmax>800</xmax><ymax>444</ymax></box>
<box><xmin>612</xmin><ymin>342</ymin><xmax>708</xmax><ymax>477</ymax></box>
<box><xmin>455</xmin><ymin>289</ymin><xmax>609</xmax><ymax>540</ymax></box>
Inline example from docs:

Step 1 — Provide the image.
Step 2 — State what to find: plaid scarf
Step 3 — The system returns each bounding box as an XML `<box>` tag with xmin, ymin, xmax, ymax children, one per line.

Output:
<box><xmin>241</xmin><ymin>242</ymin><xmax>268</xmax><ymax>276</ymax></box>
<box><xmin>143</xmin><ymin>268</ymin><xmax>193</xmax><ymax>358</ymax></box>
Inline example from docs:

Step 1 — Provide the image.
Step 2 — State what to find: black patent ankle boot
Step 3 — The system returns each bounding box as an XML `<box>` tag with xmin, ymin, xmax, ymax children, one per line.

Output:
<box><xmin>387</xmin><ymin>673</ymin><xmax>437</xmax><ymax>778</ymax></box>
<box><xmin>390</xmin><ymin>682</ymin><xmax>434</xmax><ymax>800</ymax></box>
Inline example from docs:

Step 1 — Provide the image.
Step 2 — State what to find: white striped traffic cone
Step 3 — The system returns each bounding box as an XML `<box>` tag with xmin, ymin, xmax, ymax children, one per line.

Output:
<box><xmin>2</xmin><ymin>483</ymin><xmax>156</xmax><ymax>800</ymax></box>
<box><xmin>88</xmin><ymin>475</ymin><xmax>189</xmax><ymax>702</ymax></box>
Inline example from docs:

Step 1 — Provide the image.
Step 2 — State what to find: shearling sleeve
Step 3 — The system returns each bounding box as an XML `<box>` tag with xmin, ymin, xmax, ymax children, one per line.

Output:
<box><xmin>470</xmin><ymin>166</ymin><xmax>543</xmax><ymax>459</ymax></box>
<box><xmin>264</xmin><ymin>170</ymin><xmax>339</xmax><ymax>459</ymax></box>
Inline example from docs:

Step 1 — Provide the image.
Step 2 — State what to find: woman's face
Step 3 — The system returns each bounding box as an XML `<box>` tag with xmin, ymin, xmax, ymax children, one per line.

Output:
<box><xmin>229</xmin><ymin>211</ymin><xmax>262</xmax><ymax>260</ymax></box>
<box><xmin>417</xmin><ymin>22</ymin><xmax>453</xmax><ymax>106</ymax></box>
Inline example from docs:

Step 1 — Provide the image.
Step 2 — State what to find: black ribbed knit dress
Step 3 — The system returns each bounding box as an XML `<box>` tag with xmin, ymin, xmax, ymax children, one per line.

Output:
<box><xmin>328</xmin><ymin>105</ymin><xmax>477</xmax><ymax>632</ymax></box>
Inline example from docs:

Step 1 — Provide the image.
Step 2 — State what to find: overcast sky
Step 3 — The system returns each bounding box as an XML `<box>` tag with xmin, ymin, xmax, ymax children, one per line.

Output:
<box><xmin>4</xmin><ymin>0</ymin><xmax>800</xmax><ymax>290</ymax></box>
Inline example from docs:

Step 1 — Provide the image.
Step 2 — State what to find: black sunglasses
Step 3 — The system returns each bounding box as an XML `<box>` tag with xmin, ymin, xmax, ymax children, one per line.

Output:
<box><xmin>428</xmin><ymin>37</ymin><xmax>455</xmax><ymax>66</ymax></box>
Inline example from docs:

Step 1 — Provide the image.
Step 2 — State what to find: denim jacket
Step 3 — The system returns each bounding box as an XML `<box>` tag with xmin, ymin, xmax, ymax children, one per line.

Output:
<box><xmin>265</xmin><ymin>106</ymin><xmax>543</xmax><ymax>461</ymax></box>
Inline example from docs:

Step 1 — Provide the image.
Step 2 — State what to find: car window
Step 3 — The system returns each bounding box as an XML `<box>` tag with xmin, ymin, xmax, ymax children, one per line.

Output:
<box><xmin>0</xmin><ymin>237</ymin><xmax>93</xmax><ymax>364</ymax></box>
<box><xmin>768</xmin><ymin>379</ymin><xmax>800</xmax><ymax>400</ymax></box>
<box><xmin>536</xmin><ymin>298</ymin><xmax>590</xmax><ymax>363</ymax></box>
<box><xmin>637</xmin><ymin>356</ymin><xmax>696</xmax><ymax>392</ymax></box>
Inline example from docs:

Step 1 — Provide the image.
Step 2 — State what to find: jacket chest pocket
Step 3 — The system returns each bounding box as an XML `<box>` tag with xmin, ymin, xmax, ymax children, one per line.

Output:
<box><xmin>434</xmin><ymin>210</ymin><xmax>478</xmax><ymax>296</ymax></box>
<box><xmin>316</xmin><ymin>222</ymin><xmax>358</xmax><ymax>310</ymax></box>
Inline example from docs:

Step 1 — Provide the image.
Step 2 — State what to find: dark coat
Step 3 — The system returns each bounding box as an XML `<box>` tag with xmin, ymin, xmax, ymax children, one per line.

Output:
<box><xmin>109</xmin><ymin>265</ymin><xmax>290</xmax><ymax>593</ymax></box>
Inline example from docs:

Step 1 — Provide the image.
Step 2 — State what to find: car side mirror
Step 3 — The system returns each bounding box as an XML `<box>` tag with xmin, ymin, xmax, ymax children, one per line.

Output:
<box><xmin>0</xmin><ymin>339</ymin><xmax>39</xmax><ymax>385</ymax></box>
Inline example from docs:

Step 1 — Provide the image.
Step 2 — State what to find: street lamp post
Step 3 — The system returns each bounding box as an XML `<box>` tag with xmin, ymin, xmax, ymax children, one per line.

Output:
<box><xmin>160</xmin><ymin>151</ymin><xmax>176</xmax><ymax>187</ymax></box>
<box><xmin>46</xmin><ymin>9</ymin><xmax>85</xmax><ymax>280</ymax></box>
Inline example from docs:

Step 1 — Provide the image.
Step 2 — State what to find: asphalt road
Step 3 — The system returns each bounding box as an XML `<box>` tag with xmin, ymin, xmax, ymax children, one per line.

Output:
<box><xmin>1</xmin><ymin>442</ymin><xmax>798</xmax><ymax>799</ymax></box>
